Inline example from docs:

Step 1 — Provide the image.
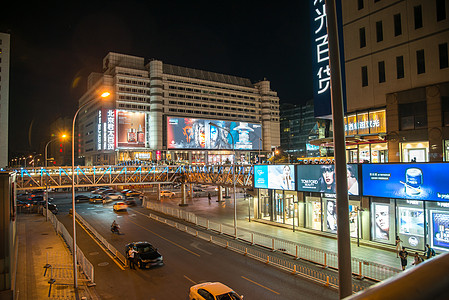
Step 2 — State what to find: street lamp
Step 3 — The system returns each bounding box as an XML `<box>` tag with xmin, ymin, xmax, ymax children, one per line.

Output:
<box><xmin>209</xmin><ymin>122</ymin><xmax>237</xmax><ymax>237</ymax></box>
<box><xmin>45</xmin><ymin>134</ymin><xmax>67</xmax><ymax>167</ymax></box>
<box><xmin>31</xmin><ymin>154</ymin><xmax>41</xmax><ymax>167</ymax></box>
<box><xmin>71</xmin><ymin>91</ymin><xmax>110</xmax><ymax>288</ymax></box>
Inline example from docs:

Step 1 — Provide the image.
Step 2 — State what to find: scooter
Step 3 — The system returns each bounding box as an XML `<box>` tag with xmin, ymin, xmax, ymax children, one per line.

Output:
<box><xmin>111</xmin><ymin>225</ymin><xmax>121</xmax><ymax>234</ymax></box>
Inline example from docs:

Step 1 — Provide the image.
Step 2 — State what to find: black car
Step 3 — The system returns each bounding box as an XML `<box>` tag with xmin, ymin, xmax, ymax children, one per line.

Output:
<box><xmin>75</xmin><ymin>195</ymin><xmax>90</xmax><ymax>202</ymax></box>
<box><xmin>89</xmin><ymin>195</ymin><xmax>103</xmax><ymax>203</ymax></box>
<box><xmin>125</xmin><ymin>242</ymin><xmax>163</xmax><ymax>269</ymax></box>
<box><xmin>47</xmin><ymin>203</ymin><xmax>58</xmax><ymax>214</ymax></box>
<box><xmin>125</xmin><ymin>198</ymin><xmax>137</xmax><ymax>206</ymax></box>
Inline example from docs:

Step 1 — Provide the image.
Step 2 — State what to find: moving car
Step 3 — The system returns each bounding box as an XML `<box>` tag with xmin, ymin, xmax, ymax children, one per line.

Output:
<box><xmin>102</xmin><ymin>193</ymin><xmax>123</xmax><ymax>200</ymax></box>
<box><xmin>47</xmin><ymin>203</ymin><xmax>58</xmax><ymax>214</ymax></box>
<box><xmin>125</xmin><ymin>242</ymin><xmax>163</xmax><ymax>269</ymax></box>
<box><xmin>120</xmin><ymin>189</ymin><xmax>131</xmax><ymax>194</ymax></box>
<box><xmin>75</xmin><ymin>195</ymin><xmax>90</xmax><ymax>203</ymax></box>
<box><xmin>125</xmin><ymin>190</ymin><xmax>142</xmax><ymax>197</ymax></box>
<box><xmin>160</xmin><ymin>190</ymin><xmax>175</xmax><ymax>198</ymax></box>
<box><xmin>125</xmin><ymin>198</ymin><xmax>137</xmax><ymax>206</ymax></box>
<box><xmin>189</xmin><ymin>282</ymin><xmax>243</xmax><ymax>300</ymax></box>
<box><xmin>113</xmin><ymin>201</ymin><xmax>128</xmax><ymax>211</ymax></box>
<box><xmin>89</xmin><ymin>195</ymin><xmax>103</xmax><ymax>203</ymax></box>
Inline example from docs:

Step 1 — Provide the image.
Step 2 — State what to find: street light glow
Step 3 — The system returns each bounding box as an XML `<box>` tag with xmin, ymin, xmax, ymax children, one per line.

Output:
<box><xmin>101</xmin><ymin>91</ymin><xmax>111</xmax><ymax>98</ymax></box>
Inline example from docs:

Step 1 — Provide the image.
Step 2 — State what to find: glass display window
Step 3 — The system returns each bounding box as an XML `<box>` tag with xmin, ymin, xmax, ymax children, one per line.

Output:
<box><xmin>358</xmin><ymin>144</ymin><xmax>370</xmax><ymax>163</ymax></box>
<box><xmin>349</xmin><ymin>201</ymin><xmax>360</xmax><ymax>238</ymax></box>
<box><xmin>306</xmin><ymin>196</ymin><xmax>322</xmax><ymax>231</ymax></box>
<box><xmin>427</xmin><ymin>201</ymin><xmax>449</xmax><ymax>252</ymax></box>
<box><xmin>370</xmin><ymin>143</ymin><xmax>388</xmax><ymax>163</ymax></box>
<box><xmin>396</xmin><ymin>199</ymin><xmax>425</xmax><ymax>250</ymax></box>
<box><xmin>400</xmin><ymin>142</ymin><xmax>429</xmax><ymax>162</ymax></box>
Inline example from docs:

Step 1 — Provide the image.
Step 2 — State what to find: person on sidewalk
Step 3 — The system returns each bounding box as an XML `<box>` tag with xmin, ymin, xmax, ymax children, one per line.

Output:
<box><xmin>412</xmin><ymin>252</ymin><xmax>423</xmax><ymax>266</ymax></box>
<box><xmin>128</xmin><ymin>247</ymin><xmax>137</xmax><ymax>269</ymax></box>
<box><xmin>208</xmin><ymin>193</ymin><xmax>212</xmax><ymax>205</ymax></box>
<box><xmin>395</xmin><ymin>236</ymin><xmax>403</xmax><ymax>258</ymax></box>
<box><xmin>399</xmin><ymin>247</ymin><xmax>408</xmax><ymax>271</ymax></box>
<box><xmin>424</xmin><ymin>244</ymin><xmax>436</xmax><ymax>259</ymax></box>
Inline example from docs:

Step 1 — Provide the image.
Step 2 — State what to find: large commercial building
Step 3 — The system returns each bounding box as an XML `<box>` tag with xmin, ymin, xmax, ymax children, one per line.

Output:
<box><xmin>0</xmin><ymin>33</ymin><xmax>10</xmax><ymax>168</ymax></box>
<box><xmin>78</xmin><ymin>52</ymin><xmax>280</xmax><ymax>165</ymax></box>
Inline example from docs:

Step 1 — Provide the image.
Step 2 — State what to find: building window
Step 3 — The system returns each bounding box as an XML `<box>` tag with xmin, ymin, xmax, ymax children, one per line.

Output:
<box><xmin>439</xmin><ymin>43</ymin><xmax>448</xmax><ymax>69</ymax></box>
<box><xmin>359</xmin><ymin>27</ymin><xmax>366</xmax><ymax>48</ymax></box>
<box><xmin>378</xmin><ymin>61</ymin><xmax>386</xmax><ymax>83</ymax></box>
<box><xmin>396</xmin><ymin>56</ymin><xmax>404</xmax><ymax>79</ymax></box>
<box><xmin>399</xmin><ymin>101</ymin><xmax>427</xmax><ymax>130</ymax></box>
<box><xmin>416</xmin><ymin>49</ymin><xmax>425</xmax><ymax>74</ymax></box>
<box><xmin>358</xmin><ymin>0</ymin><xmax>364</xmax><ymax>10</ymax></box>
<box><xmin>442</xmin><ymin>96</ymin><xmax>449</xmax><ymax>126</ymax></box>
<box><xmin>376</xmin><ymin>21</ymin><xmax>383</xmax><ymax>42</ymax></box>
<box><xmin>414</xmin><ymin>5</ymin><xmax>423</xmax><ymax>29</ymax></box>
<box><xmin>361</xmin><ymin>66</ymin><xmax>368</xmax><ymax>87</ymax></box>
<box><xmin>394</xmin><ymin>14</ymin><xmax>402</xmax><ymax>36</ymax></box>
<box><xmin>437</xmin><ymin>0</ymin><xmax>446</xmax><ymax>21</ymax></box>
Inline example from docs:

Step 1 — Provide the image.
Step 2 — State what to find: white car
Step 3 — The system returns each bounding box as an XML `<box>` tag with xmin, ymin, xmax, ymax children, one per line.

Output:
<box><xmin>189</xmin><ymin>282</ymin><xmax>243</xmax><ymax>300</ymax></box>
<box><xmin>103</xmin><ymin>193</ymin><xmax>123</xmax><ymax>200</ymax></box>
<box><xmin>113</xmin><ymin>202</ymin><xmax>128</xmax><ymax>211</ymax></box>
<box><xmin>160</xmin><ymin>190</ymin><xmax>175</xmax><ymax>198</ymax></box>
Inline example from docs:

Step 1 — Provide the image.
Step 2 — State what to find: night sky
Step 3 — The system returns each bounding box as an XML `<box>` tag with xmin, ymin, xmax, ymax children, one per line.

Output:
<box><xmin>1</xmin><ymin>1</ymin><xmax>312</xmax><ymax>155</ymax></box>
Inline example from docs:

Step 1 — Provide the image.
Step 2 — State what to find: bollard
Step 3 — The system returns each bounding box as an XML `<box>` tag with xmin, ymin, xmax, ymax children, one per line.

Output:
<box><xmin>324</xmin><ymin>253</ymin><xmax>328</xmax><ymax>269</ymax></box>
<box><xmin>226</xmin><ymin>241</ymin><xmax>229</xmax><ymax>249</ymax></box>
<box><xmin>207</xmin><ymin>220</ymin><xmax>210</xmax><ymax>230</ymax></box>
<box><xmin>244</xmin><ymin>248</ymin><xmax>248</xmax><ymax>256</ymax></box>
<box><xmin>358</xmin><ymin>261</ymin><xmax>364</xmax><ymax>280</ymax></box>
<box><xmin>266</xmin><ymin>256</ymin><xmax>270</xmax><ymax>264</ymax></box>
<box><xmin>272</xmin><ymin>239</ymin><xmax>275</xmax><ymax>252</ymax></box>
<box><xmin>295</xmin><ymin>245</ymin><xmax>299</xmax><ymax>260</ymax></box>
<box><xmin>325</xmin><ymin>276</ymin><xmax>330</xmax><ymax>287</ymax></box>
<box><xmin>251</xmin><ymin>233</ymin><xmax>254</xmax><ymax>245</ymax></box>
<box><xmin>292</xmin><ymin>265</ymin><xmax>297</xmax><ymax>274</ymax></box>
<box><xmin>195</xmin><ymin>231</ymin><xmax>198</xmax><ymax>237</ymax></box>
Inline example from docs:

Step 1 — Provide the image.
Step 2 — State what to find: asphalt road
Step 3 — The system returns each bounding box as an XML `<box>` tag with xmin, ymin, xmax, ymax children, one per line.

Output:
<box><xmin>52</xmin><ymin>192</ymin><xmax>339</xmax><ymax>300</ymax></box>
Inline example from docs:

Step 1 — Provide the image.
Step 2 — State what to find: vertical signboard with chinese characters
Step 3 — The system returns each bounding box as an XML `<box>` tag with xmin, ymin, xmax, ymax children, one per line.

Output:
<box><xmin>97</xmin><ymin>110</ymin><xmax>102</xmax><ymax>150</ymax></box>
<box><xmin>310</xmin><ymin>0</ymin><xmax>346</xmax><ymax>118</ymax></box>
<box><xmin>99</xmin><ymin>109</ymin><xmax>116</xmax><ymax>151</ymax></box>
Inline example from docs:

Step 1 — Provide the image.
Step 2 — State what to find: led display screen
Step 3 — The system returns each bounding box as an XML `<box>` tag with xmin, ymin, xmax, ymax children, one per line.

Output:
<box><xmin>167</xmin><ymin>117</ymin><xmax>262</xmax><ymax>150</ymax></box>
<box><xmin>362</xmin><ymin>163</ymin><xmax>449</xmax><ymax>201</ymax></box>
<box><xmin>431</xmin><ymin>210</ymin><xmax>449</xmax><ymax>250</ymax></box>
<box><xmin>116</xmin><ymin>111</ymin><xmax>147</xmax><ymax>148</ymax></box>
<box><xmin>296</xmin><ymin>164</ymin><xmax>359</xmax><ymax>195</ymax></box>
<box><xmin>254</xmin><ymin>165</ymin><xmax>295</xmax><ymax>191</ymax></box>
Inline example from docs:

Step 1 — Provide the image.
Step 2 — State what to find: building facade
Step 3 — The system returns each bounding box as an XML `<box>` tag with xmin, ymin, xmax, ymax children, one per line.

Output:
<box><xmin>78</xmin><ymin>52</ymin><xmax>280</xmax><ymax>165</ymax></box>
<box><xmin>0</xmin><ymin>33</ymin><xmax>10</xmax><ymax>168</ymax></box>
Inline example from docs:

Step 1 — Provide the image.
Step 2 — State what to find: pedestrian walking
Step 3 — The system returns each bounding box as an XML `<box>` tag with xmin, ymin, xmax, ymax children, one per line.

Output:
<box><xmin>399</xmin><ymin>247</ymin><xmax>408</xmax><ymax>271</ymax></box>
<box><xmin>395</xmin><ymin>236</ymin><xmax>403</xmax><ymax>258</ymax></box>
<box><xmin>208</xmin><ymin>192</ymin><xmax>212</xmax><ymax>205</ymax></box>
<box><xmin>128</xmin><ymin>247</ymin><xmax>137</xmax><ymax>269</ymax></box>
<box><xmin>424</xmin><ymin>244</ymin><xmax>436</xmax><ymax>259</ymax></box>
<box><xmin>412</xmin><ymin>252</ymin><xmax>423</xmax><ymax>266</ymax></box>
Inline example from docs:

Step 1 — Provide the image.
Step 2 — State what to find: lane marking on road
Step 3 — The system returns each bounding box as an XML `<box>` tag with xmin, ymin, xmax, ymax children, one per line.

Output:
<box><xmin>241</xmin><ymin>276</ymin><xmax>280</xmax><ymax>295</ymax></box>
<box><xmin>184</xmin><ymin>275</ymin><xmax>197</xmax><ymax>285</ymax></box>
<box><xmin>76</xmin><ymin>219</ymin><xmax>126</xmax><ymax>270</ymax></box>
<box><xmin>190</xmin><ymin>241</ymin><xmax>212</xmax><ymax>255</ymax></box>
<box><xmin>127</xmin><ymin>218</ymin><xmax>201</xmax><ymax>257</ymax></box>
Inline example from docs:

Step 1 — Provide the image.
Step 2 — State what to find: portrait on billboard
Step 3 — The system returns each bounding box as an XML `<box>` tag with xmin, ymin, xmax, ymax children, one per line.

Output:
<box><xmin>373</xmin><ymin>204</ymin><xmax>390</xmax><ymax>240</ymax></box>
<box><xmin>209</xmin><ymin>121</ymin><xmax>231</xmax><ymax>149</ymax></box>
<box><xmin>318</xmin><ymin>165</ymin><xmax>336</xmax><ymax>193</ymax></box>
<box><xmin>267</xmin><ymin>165</ymin><xmax>295</xmax><ymax>191</ymax></box>
<box><xmin>117</xmin><ymin>111</ymin><xmax>146</xmax><ymax>148</ymax></box>
<box><xmin>326</xmin><ymin>200</ymin><xmax>337</xmax><ymax>232</ymax></box>
<box><xmin>347</xmin><ymin>164</ymin><xmax>359</xmax><ymax>195</ymax></box>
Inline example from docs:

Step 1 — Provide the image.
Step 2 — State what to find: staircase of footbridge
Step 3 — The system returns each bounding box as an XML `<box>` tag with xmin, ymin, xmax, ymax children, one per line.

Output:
<box><xmin>12</xmin><ymin>165</ymin><xmax>255</xmax><ymax>190</ymax></box>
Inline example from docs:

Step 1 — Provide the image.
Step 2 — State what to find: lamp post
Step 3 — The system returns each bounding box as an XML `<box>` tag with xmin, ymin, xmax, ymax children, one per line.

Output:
<box><xmin>210</xmin><ymin>122</ymin><xmax>237</xmax><ymax>237</ymax></box>
<box><xmin>71</xmin><ymin>91</ymin><xmax>110</xmax><ymax>288</ymax></box>
<box><xmin>31</xmin><ymin>154</ymin><xmax>41</xmax><ymax>167</ymax></box>
<box><xmin>45</xmin><ymin>134</ymin><xmax>67</xmax><ymax>167</ymax></box>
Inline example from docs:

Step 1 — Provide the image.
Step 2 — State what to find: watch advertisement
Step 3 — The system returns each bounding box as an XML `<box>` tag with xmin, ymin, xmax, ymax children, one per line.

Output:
<box><xmin>362</xmin><ymin>163</ymin><xmax>449</xmax><ymax>201</ymax></box>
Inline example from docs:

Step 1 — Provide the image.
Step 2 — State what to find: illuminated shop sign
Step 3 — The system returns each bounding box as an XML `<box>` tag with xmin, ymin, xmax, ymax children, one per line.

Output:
<box><xmin>167</xmin><ymin>117</ymin><xmax>262</xmax><ymax>150</ymax></box>
<box><xmin>116</xmin><ymin>111</ymin><xmax>147</xmax><ymax>148</ymax></box>
<box><xmin>254</xmin><ymin>165</ymin><xmax>296</xmax><ymax>191</ymax></box>
<box><xmin>362</xmin><ymin>163</ymin><xmax>449</xmax><ymax>201</ymax></box>
<box><xmin>310</xmin><ymin>0</ymin><xmax>346</xmax><ymax>118</ymax></box>
<box><xmin>97</xmin><ymin>110</ymin><xmax>102</xmax><ymax>150</ymax></box>
<box><xmin>345</xmin><ymin>110</ymin><xmax>386</xmax><ymax>136</ymax></box>
<box><xmin>106</xmin><ymin>110</ymin><xmax>115</xmax><ymax>150</ymax></box>
<box><xmin>296</xmin><ymin>164</ymin><xmax>359</xmax><ymax>195</ymax></box>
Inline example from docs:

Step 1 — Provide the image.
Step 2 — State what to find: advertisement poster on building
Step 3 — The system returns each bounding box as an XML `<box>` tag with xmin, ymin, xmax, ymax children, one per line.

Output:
<box><xmin>166</xmin><ymin>117</ymin><xmax>262</xmax><ymax>150</ymax></box>
<box><xmin>296</xmin><ymin>164</ymin><xmax>359</xmax><ymax>195</ymax></box>
<box><xmin>116</xmin><ymin>111</ymin><xmax>146</xmax><ymax>148</ymax></box>
<box><xmin>254</xmin><ymin>165</ymin><xmax>295</xmax><ymax>191</ymax></box>
<box><xmin>373</xmin><ymin>203</ymin><xmax>390</xmax><ymax>241</ymax></box>
<box><xmin>431</xmin><ymin>210</ymin><xmax>449</xmax><ymax>251</ymax></box>
<box><xmin>326</xmin><ymin>199</ymin><xmax>337</xmax><ymax>233</ymax></box>
<box><xmin>398</xmin><ymin>206</ymin><xmax>424</xmax><ymax>248</ymax></box>
<box><xmin>362</xmin><ymin>163</ymin><xmax>449</xmax><ymax>201</ymax></box>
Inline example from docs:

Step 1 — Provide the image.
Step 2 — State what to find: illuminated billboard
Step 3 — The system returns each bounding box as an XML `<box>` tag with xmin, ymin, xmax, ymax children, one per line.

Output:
<box><xmin>362</xmin><ymin>163</ymin><xmax>449</xmax><ymax>201</ymax></box>
<box><xmin>167</xmin><ymin>117</ymin><xmax>262</xmax><ymax>150</ymax></box>
<box><xmin>116</xmin><ymin>111</ymin><xmax>147</xmax><ymax>148</ymax></box>
<box><xmin>254</xmin><ymin>165</ymin><xmax>295</xmax><ymax>191</ymax></box>
<box><xmin>296</xmin><ymin>164</ymin><xmax>360</xmax><ymax>195</ymax></box>
<box><xmin>97</xmin><ymin>109</ymin><xmax>116</xmax><ymax>151</ymax></box>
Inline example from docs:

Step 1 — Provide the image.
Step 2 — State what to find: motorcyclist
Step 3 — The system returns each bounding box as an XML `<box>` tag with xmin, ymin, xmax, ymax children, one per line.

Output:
<box><xmin>111</xmin><ymin>220</ymin><xmax>120</xmax><ymax>233</ymax></box>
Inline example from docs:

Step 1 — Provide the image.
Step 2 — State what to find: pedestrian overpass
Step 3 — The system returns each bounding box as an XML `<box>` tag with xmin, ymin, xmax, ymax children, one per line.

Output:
<box><xmin>12</xmin><ymin>165</ymin><xmax>255</xmax><ymax>190</ymax></box>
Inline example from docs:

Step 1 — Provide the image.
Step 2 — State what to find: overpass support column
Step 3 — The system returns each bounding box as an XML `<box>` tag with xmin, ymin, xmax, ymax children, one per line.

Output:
<box><xmin>224</xmin><ymin>187</ymin><xmax>230</xmax><ymax>198</ymax></box>
<box><xmin>179</xmin><ymin>184</ymin><xmax>188</xmax><ymax>206</ymax></box>
<box><xmin>157</xmin><ymin>184</ymin><xmax>161</xmax><ymax>201</ymax></box>
<box><xmin>218</xmin><ymin>186</ymin><xmax>223</xmax><ymax>202</ymax></box>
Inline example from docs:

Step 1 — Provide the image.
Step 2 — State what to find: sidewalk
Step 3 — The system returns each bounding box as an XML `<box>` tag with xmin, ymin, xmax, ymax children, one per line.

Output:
<box><xmin>147</xmin><ymin>192</ymin><xmax>410</xmax><ymax>272</ymax></box>
<box><xmin>15</xmin><ymin>213</ymin><xmax>97</xmax><ymax>300</ymax></box>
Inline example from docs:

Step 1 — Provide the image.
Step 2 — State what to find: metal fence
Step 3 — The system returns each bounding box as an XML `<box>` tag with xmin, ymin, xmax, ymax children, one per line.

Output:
<box><xmin>143</xmin><ymin>201</ymin><xmax>400</xmax><ymax>282</ymax></box>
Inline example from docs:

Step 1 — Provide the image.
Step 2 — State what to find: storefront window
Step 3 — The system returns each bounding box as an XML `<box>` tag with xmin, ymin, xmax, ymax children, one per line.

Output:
<box><xmin>397</xmin><ymin>199</ymin><xmax>425</xmax><ymax>250</ymax></box>
<box><xmin>346</xmin><ymin>145</ymin><xmax>358</xmax><ymax>163</ymax></box>
<box><xmin>349</xmin><ymin>202</ymin><xmax>360</xmax><ymax>238</ymax></box>
<box><xmin>371</xmin><ymin>198</ymin><xmax>395</xmax><ymax>244</ymax></box>
<box><xmin>258</xmin><ymin>189</ymin><xmax>270</xmax><ymax>221</ymax></box>
<box><xmin>371</xmin><ymin>143</ymin><xmax>388</xmax><ymax>163</ymax></box>
<box><xmin>306</xmin><ymin>196</ymin><xmax>322</xmax><ymax>231</ymax></box>
<box><xmin>359</xmin><ymin>144</ymin><xmax>370</xmax><ymax>163</ymax></box>
<box><xmin>401</xmin><ymin>142</ymin><xmax>429</xmax><ymax>162</ymax></box>
<box><xmin>444</xmin><ymin>140</ymin><xmax>449</xmax><ymax>162</ymax></box>
<box><xmin>427</xmin><ymin>201</ymin><xmax>449</xmax><ymax>252</ymax></box>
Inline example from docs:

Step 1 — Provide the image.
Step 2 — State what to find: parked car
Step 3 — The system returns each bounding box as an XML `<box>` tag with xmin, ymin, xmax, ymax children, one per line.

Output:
<box><xmin>125</xmin><ymin>190</ymin><xmax>142</xmax><ymax>197</ymax></box>
<box><xmin>89</xmin><ymin>195</ymin><xmax>103</xmax><ymax>203</ymax></box>
<box><xmin>160</xmin><ymin>190</ymin><xmax>175</xmax><ymax>198</ymax></box>
<box><xmin>125</xmin><ymin>198</ymin><xmax>137</xmax><ymax>206</ymax></box>
<box><xmin>113</xmin><ymin>201</ymin><xmax>128</xmax><ymax>211</ymax></box>
<box><xmin>189</xmin><ymin>282</ymin><xmax>243</xmax><ymax>300</ymax></box>
<box><xmin>75</xmin><ymin>195</ymin><xmax>90</xmax><ymax>202</ymax></box>
<box><xmin>99</xmin><ymin>189</ymin><xmax>116</xmax><ymax>195</ymax></box>
<box><xmin>120</xmin><ymin>189</ymin><xmax>131</xmax><ymax>194</ymax></box>
<box><xmin>125</xmin><ymin>241</ymin><xmax>163</xmax><ymax>269</ymax></box>
<box><xmin>92</xmin><ymin>187</ymin><xmax>110</xmax><ymax>194</ymax></box>
<box><xmin>102</xmin><ymin>193</ymin><xmax>123</xmax><ymax>200</ymax></box>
